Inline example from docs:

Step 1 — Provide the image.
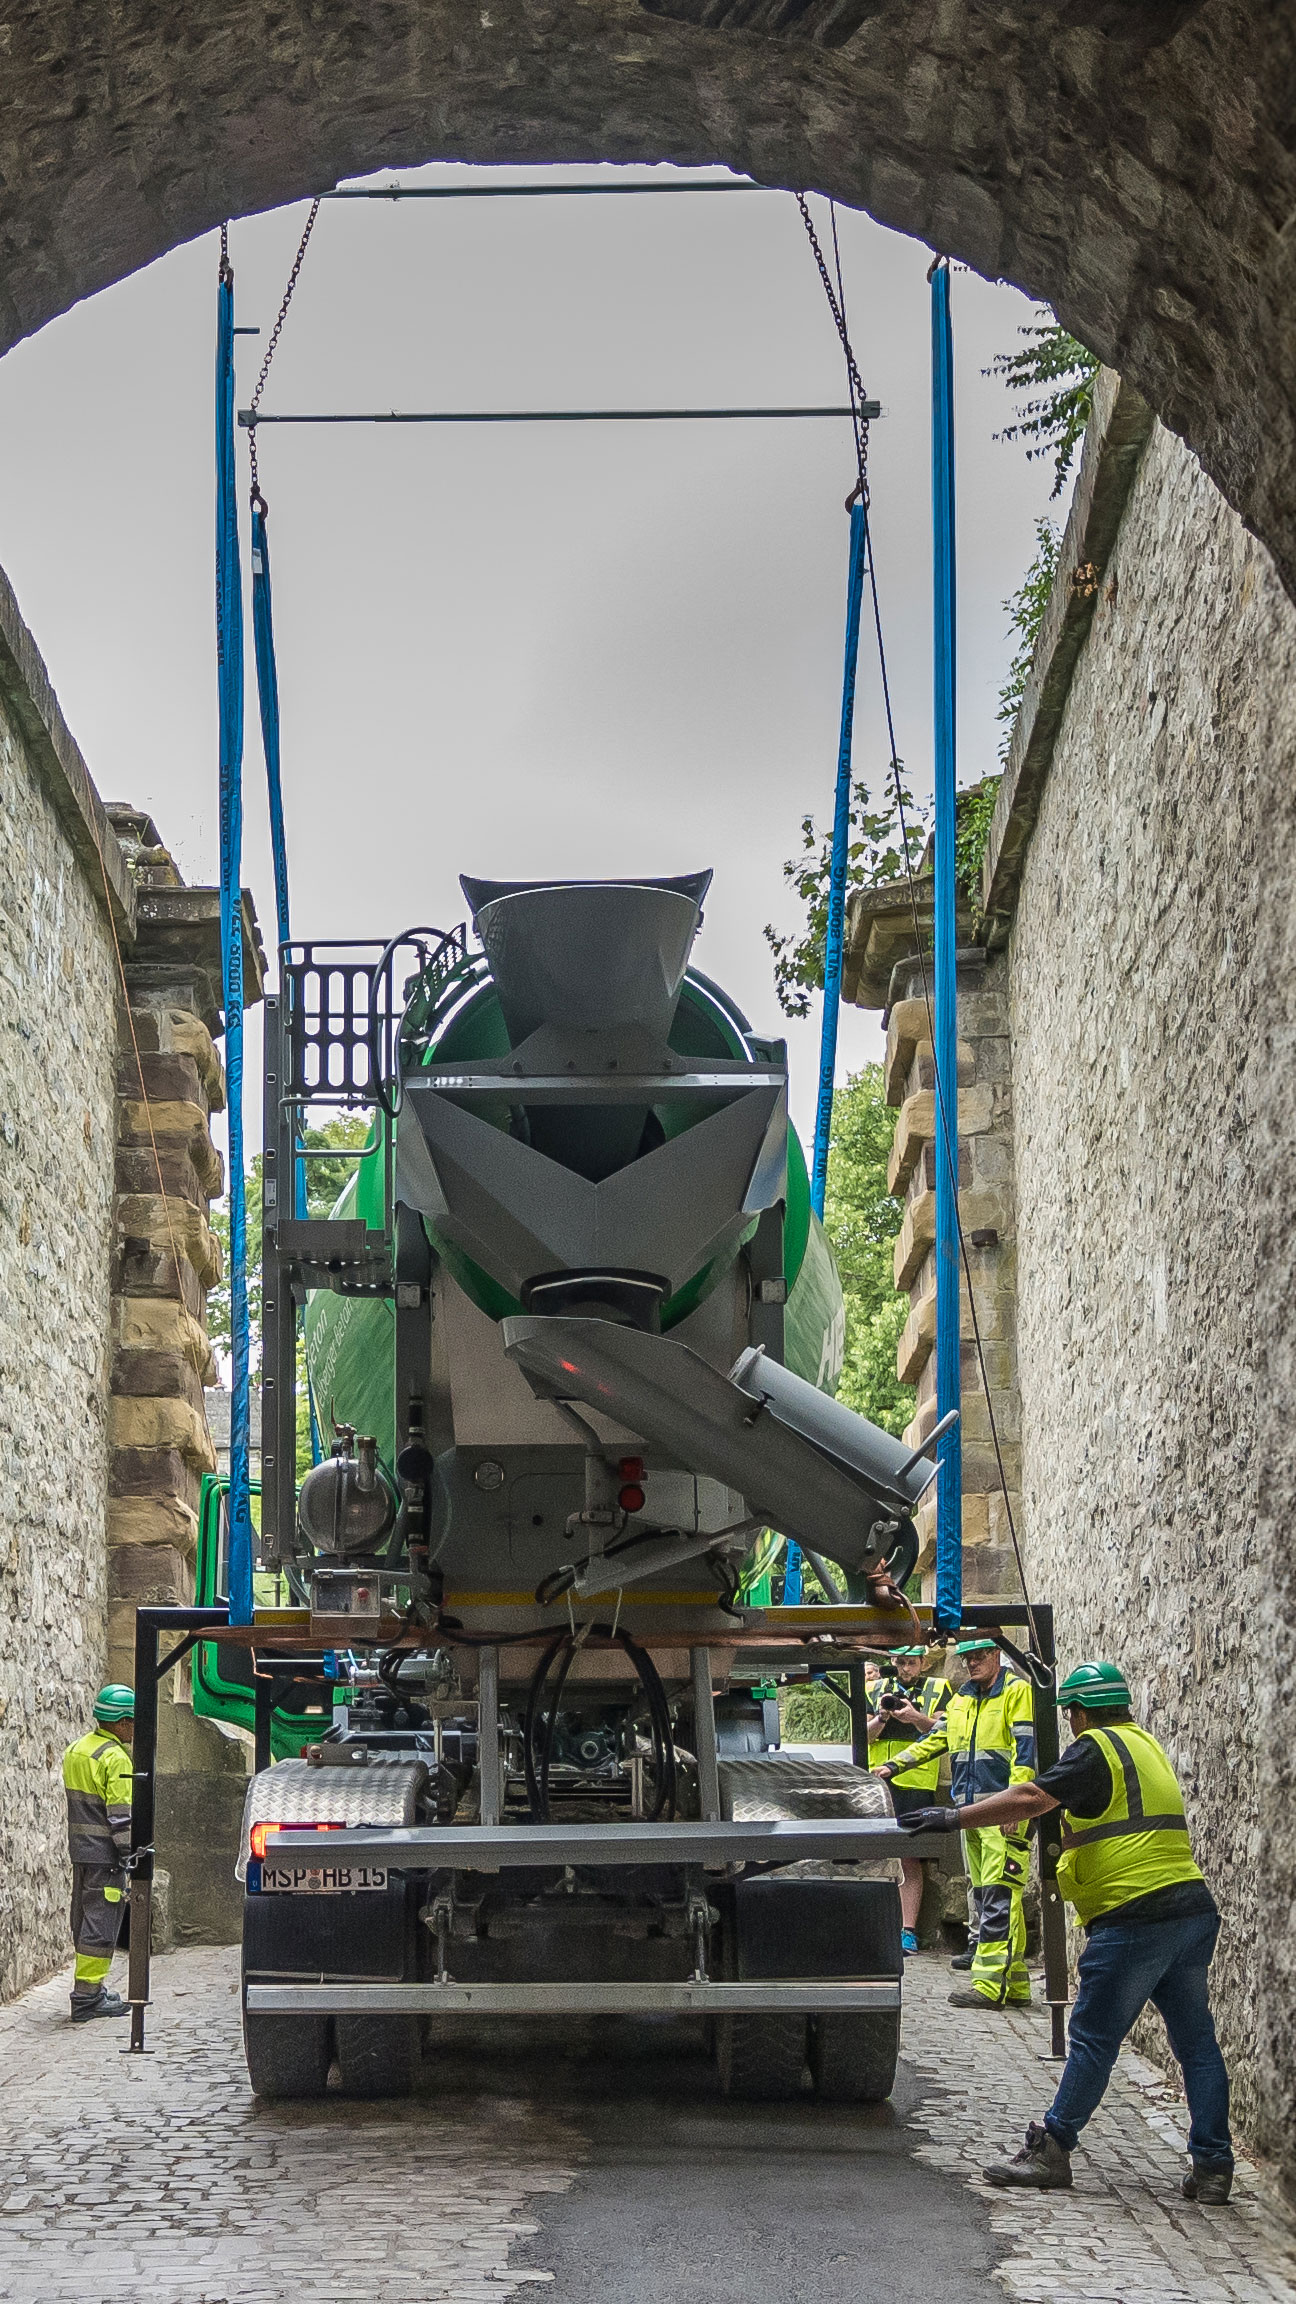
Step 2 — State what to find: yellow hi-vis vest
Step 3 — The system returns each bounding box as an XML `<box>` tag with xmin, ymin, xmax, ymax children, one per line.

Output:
<box><xmin>1054</xmin><ymin>1724</ymin><xmax>1203</xmax><ymax>1926</ymax></box>
<box><xmin>63</xmin><ymin>1729</ymin><xmax>134</xmax><ymax>1865</ymax></box>
<box><xmin>871</xmin><ymin>1676</ymin><xmax>953</xmax><ymax>1789</ymax></box>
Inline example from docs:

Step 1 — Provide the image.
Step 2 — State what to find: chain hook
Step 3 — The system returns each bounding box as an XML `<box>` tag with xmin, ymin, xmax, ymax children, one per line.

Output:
<box><xmin>243</xmin><ymin>196</ymin><xmax>322</xmax><ymax>518</ymax></box>
<box><xmin>796</xmin><ymin>192</ymin><xmax>870</xmax><ymax>509</ymax></box>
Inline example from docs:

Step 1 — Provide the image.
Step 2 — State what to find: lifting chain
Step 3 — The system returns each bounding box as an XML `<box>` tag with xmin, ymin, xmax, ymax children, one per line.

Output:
<box><xmin>247</xmin><ymin>196</ymin><xmax>322</xmax><ymax>510</ymax></box>
<box><xmin>796</xmin><ymin>192</ymin><xmax>870</xmax><ymax>508</ymax></box>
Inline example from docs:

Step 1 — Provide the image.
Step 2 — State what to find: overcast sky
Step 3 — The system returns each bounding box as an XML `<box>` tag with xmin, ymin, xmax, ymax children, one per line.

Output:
<box><xmin>0</xmin><ymin>162</ymin><xmax>1060</xmax><ymax>1154</ymax></box>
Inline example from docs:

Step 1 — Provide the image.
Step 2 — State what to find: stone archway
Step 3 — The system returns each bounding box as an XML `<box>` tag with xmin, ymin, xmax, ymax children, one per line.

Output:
<box><xmin>1</xmin><ymin>2</ymin><xmax>1291</xmax><ymax>591</ymax></box>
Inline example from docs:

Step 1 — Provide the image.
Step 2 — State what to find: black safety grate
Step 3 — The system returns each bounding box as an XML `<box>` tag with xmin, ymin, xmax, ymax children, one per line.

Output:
<box><xmin>281</xmin><ymin>943</ymin><xmax>391</xmax><ymax>1105</ymax></box>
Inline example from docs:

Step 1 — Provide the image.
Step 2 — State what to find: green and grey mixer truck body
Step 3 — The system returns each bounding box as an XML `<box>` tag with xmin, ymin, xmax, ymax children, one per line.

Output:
<box><xmin>233</xmin><ymin>872</ymin><xmax>939</xmax><ymax>2101</ymax></box>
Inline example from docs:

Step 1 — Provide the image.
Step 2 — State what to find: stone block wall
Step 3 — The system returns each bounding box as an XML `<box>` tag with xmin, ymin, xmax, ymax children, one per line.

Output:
<box><xmin>873</xmin><ymin>954</ymin><xmax>1023</xmax><ymax>1605</ymax></box>
<box><xmin>0</xmin><ymin>567</ymin><xmax>261</xmax><ymax>1996</ymax></box>
<box><xmin>0</xmin><ymin>590</ymin><xmax>123</xmax><ymax>1999</ymax></box>
<box><xmin>107</xmin><ymin>814</ymin><xmax>225</xmax><ymax>1691</ymax></box>
<box><xmin>1004</xmin><ymin>417</ymin><xmax>1296</xmax><ymax>2181</ymax></box>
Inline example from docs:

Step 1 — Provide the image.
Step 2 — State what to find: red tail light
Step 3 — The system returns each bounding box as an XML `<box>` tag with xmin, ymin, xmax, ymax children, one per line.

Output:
<box><xmin>250</xmin><ymin>1820</ymin><xmax>342</xmax><ymax>1861</ymax></box>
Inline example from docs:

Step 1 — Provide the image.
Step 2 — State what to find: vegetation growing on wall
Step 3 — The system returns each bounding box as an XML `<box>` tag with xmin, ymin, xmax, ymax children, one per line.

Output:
<box><xmin>763</xmin><ymin>773</ymin><xmax>926</xmax><ymax>1022</ymax></box>
<box><xmin>987</xmin><ymin>317</ymin><xmax>1101</xmax><ymax>497</ymax></box>
<box><xmin>994</xmin><ymin>516</ymin><xmax>1063</xmax><ymax>763</ymax></box>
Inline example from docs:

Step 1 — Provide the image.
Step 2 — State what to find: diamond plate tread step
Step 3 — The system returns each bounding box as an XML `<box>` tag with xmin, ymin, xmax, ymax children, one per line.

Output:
<box><xmin>717</xmin><ymin>1755</ymin><xmax>898</xmax><ymax>1880</ymax></box>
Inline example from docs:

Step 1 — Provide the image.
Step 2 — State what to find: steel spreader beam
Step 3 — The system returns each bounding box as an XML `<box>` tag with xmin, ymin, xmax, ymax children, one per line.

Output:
<box><xmin>239</xmin><ymin>405</ymin><xmax>878</xmax><ymax>428</ymax></box>
<box><xmin>326</xmin><ymin>181</ymin><xmax>765</xmax><ymax>200</ymax></box>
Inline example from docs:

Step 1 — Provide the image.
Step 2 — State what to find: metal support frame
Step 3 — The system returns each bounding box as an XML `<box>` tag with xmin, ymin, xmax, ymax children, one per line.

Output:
<box><xmin>477</xmin><ymin>1647</ymin><xmax>502</xmax><ymax>1827</ymax></box>
<box><xmin>847</xmin><ymin>1661</ymin><xmax>873</xmax><ymax>1770</ymax></box>
<box><xmin>324</xmin><ymin>181</ymin><xmax>768</xmax><ymax>201</ymax></box>
<box><xmin>690</xmin><ymin>1647</ymin><xmax>721</xmax><ymax>1823</ymax></box>
<box><xmin>127</xmin><ymin>1605</ymin><xmax>231</xmax><ymax>2052</ymax></box>
<box><xmin>253</xmin><ymin>1658</ymin><xmax>332</xmax><ymax>1773</ymax></box>
<box><xmin>239</xmin><ymin>403</ymin><xmax>880</xmax><ymax>429</ymax></box>
<box><xmin>246</xmin><ymin>1978</ymin><xmax>901</xmax><ymax>2016</ymax></box>
<box><xmin>746</xmin><ymin>1205</ymin><xmax>786</xmax><ymax>1365</ymax></box>
<box><xmin>1025</xmin><ymin>1604</ymin><xmax>1069</xmax><ymax>2057</ymax></box>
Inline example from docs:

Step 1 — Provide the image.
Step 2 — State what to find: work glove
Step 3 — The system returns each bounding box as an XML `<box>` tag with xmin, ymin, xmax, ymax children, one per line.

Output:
<box><xmin>895</xmin><ymin>1805</ymin><xmax>960</xmax><ymax>1834</ymax></box>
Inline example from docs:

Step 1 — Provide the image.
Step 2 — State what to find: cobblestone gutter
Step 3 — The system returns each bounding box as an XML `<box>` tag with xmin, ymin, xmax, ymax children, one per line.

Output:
<box><xmin>0</xmin><ymin>1948</ymin><xmax>582</xmax><ymax>2304</ymax></box>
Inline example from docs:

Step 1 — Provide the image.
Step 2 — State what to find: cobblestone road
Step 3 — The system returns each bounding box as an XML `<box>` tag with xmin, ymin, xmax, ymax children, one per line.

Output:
<box><xmin>1</xmin><ymin>1945</ymin><xmax>1293</xmax><ymax>2304</ymax></box>
<box><xmin>901</xmin><ymin>1968</ymin><xmax>1296</xmax><ymax>2304</ymax></box>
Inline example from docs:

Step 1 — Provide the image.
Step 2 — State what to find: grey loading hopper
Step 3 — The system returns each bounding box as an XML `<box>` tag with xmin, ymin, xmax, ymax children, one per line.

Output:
<box><xmin>502</xmin><ymin>1317</ymin><xmax>932</xmax><ymax>1576</ymax></box>
<box><xmin>398</xmin><ymin>1082</ymin><xmax>784</xmax><ymax>1300</ymax></box>
<box><xmin>461</xmin><ymin>873</ymin><xmax>712</xmax><ymax>1046</ymax></box>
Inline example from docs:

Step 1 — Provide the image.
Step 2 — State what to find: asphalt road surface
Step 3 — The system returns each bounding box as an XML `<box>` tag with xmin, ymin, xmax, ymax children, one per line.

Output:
<box><xmin>423</xmin><ymin>2013</ymin><xmax>1004</xmax><ymax>2304</ymax></box>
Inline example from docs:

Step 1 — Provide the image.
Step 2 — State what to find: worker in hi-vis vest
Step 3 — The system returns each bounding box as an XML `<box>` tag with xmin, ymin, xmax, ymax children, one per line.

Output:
<box><xmin>875</xmin><ymin>1635</ymin><xmax>1036</xmax><ymax>2007</ymax></box>
<box><xmin>897</xmin><ymin>1659</ymin><xmax>1233</xmax><ymax>2203</ymax></box>
<box><xmin>62</xmin><ymin>1686</ymin><xmax>135</xmax><ymax>2022</ymax></box>
<box><xmin>866</xmin><ymin>1646</ymin><xmax>953</xmax><ymax>1958</ymax></box>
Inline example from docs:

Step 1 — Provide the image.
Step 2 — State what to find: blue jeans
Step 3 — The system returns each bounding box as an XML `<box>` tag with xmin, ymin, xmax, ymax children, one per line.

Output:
<box><xmin>1045</xmin><ymin>1909</ymin><xmax>1232</xmax><ymax>2167</ymax></box>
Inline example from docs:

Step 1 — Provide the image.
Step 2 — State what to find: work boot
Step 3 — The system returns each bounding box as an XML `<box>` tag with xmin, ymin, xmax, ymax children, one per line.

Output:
<box><xmin>71</xmin><ymin>1990</ymin><xmax>128</xmax><ymax>2024</ymax></box>
<box><xmin>983</xmin><ymin>2122</ymin><xmax>1074</xmax><ymax>2191</ymax></box>
<box><xmin>948</xmin><ymin>1987</ymin><xmax>1011</xmax><ymax>2010</ymax></box>
<box><xmin>950</xmin><ymin>1948</ymin><xmax>975</xmax><ymax>1970</ymax></box>
<box><xmin>1182</xmin><ymin>2162</ymin><xmax>1233</xmax><ymax>2205</ymax></box>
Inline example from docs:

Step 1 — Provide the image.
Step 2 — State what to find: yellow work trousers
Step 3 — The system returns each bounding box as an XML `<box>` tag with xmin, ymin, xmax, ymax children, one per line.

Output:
<box><xmin>964</xmin><ymin>1825</ymin><xmax>1031</xmax><ymax>2005</ymax></box>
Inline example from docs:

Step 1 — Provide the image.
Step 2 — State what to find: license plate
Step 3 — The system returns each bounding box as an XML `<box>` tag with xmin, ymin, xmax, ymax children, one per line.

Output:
<box><xmin>259</xmin><ymin>1862</ymin><xmax>388</xmax><ymax>1894</ymax></box>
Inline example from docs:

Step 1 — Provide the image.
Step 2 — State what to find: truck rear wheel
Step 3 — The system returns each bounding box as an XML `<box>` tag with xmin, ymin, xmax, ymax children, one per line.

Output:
<box><xmin>335</xmin><ymin>2013</ymin><xmax>420</xmax><ymax>2098</ymax></box>
<box><xmin>243</xmin><ymin>2010</ymin><xmax>333</xmax><ymax>2101</ymax></box>
<box><xmin>715</xmin><ymin>2013</ymin><xmax>808</xmax><ymax>2100</ymax></box>
<box><xmin>809</xmin><ymin>2010</ymin><xmax>901</xmax><ymax>2104</ymax></box>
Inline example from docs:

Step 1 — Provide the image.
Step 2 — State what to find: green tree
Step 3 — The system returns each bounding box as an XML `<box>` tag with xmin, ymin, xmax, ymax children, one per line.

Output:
<box><xmin>207</xmin><ymin>1162</ymin><xmax>264</xmax><ymax>1372</ymax></box>
<box><xmin>986</xmin><ymin>316</ymin><xmax>1101</xmax><ymax>497</ymax></box>
<box><xmin>822</xmin><ymin>1065</ymin><xmax>913</xmax><ymax>1438</ymax></box>
<box><xmin>207</xmin><ymin>1115</ymin><xmax>372</xmax><ymax>1370</ymax></box>
<box><xmin>763</xmin><ymin>772</ymin><xmax>928</xmax><ymax>1021</ymax></box>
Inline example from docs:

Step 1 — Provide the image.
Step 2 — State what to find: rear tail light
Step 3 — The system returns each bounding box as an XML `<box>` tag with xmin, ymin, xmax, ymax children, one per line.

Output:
<box><xmin>249</xmin><ymin>1820</ymin><xmax>342</xmax><ymax>1861</ymax></box>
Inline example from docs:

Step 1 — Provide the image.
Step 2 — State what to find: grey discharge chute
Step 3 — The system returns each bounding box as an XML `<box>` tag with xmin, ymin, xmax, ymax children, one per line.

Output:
<box><xmin>502</xmin><ymin>1318</ymin><xmax>938</xmax><ymax>1579</ymax></box>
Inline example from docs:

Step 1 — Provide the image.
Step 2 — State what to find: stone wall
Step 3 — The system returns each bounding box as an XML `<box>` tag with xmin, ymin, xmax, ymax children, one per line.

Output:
<box><xmin>883</xmin><ymin>952</ymin><xmax>1022</xmax><ymax>1603</ymax></box>
<box><xmin>1003</xmin><ymin>416</ymin><xmax>1296</xmax><ymax>2180</ymax></box>
<box><xmin>0</xmin><ymin>568</ymin><xmax>262</xmax><ymax>1996</ymax></box>
<box><xmin>0</xmin><ymin>582</ymin><xmax>124</xmax><ymax>1999</ymax></box>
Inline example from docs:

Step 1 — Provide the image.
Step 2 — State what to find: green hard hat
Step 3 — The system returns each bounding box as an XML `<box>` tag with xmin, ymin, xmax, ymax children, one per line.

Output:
<box><xmin>952</xmin><ymin>1636</ymin><xmax>999</xmax><ymax>1656</ymax></box>
<box><xmin>93</xmin><ymin>1684</ymin><xmax>135</xmax><ymax>1723</ymax></box>
<box><xmin>1057</xmin><ymin>1660</ymin><xmax>1131</xmax><ymax>1710</ymax></box>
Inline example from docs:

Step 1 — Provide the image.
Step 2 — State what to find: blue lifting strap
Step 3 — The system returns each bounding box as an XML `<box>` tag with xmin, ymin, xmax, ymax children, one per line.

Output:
<box><xmin>216</xmin><ymin>255</ymin><xmax>255</xmax><ymax>1626</ymax></box>
<box><xmin>782</xmin><ymin>1540</ymin><xmax>804</xmax><ymax>1607</ymax></box>
<box><xmin>930</xmin><ymin>260</ymin><xmax>963</xmax><ymax>1632</ymax></box>
<box><xmin>810</xmin><ymin>501</ymin><xmax>868</xmax><ymax>1221</ymax></box>
<box><xmin>249</xmin><ymin>492</ymin><xmax>323</xmax><ymax>1469</ymax></box>
<box><xmin>250</xmin><ymin>500</ymin><xmax>290</xmax><ymax>951</ymax></box>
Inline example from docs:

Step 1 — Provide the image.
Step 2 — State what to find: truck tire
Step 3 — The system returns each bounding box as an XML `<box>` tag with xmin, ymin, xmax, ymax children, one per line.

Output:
<box><xmin>809</xmin><ymin>2010</ymin><xmax>901</xmax><ymax>2104</ymax></box>
<box><xmin>715</xmin><ymin>2013</ymin><xmax>808</xmax><ymax>2100</ymax></box>
<box><xmin>334</xmin><ymin>2013</ymin><xmax>420</xmax><ymax>2098</ymax></box>
<box><xmin>243</xmin><ymin>2010</ymin><xmax>333</xmax><ymax>2101</ymax></box>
